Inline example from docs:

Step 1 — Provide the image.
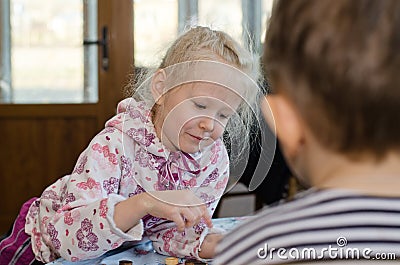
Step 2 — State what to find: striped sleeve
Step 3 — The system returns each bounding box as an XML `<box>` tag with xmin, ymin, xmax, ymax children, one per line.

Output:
<box><xmin>214</xmin><ymin>189</ymin><xmax>400</xmax><ymax>265</ymax></box>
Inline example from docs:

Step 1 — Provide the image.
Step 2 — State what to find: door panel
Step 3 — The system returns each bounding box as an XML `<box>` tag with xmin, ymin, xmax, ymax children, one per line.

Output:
<box><xmin>0</xmin><ymin>0</ymin><xmax>133</xmax><ymax>234</ymax></box>
<box><xmin>0</xmin><ymin>117</ymin><xmax>98</xmax><ymax>231</ymax></box>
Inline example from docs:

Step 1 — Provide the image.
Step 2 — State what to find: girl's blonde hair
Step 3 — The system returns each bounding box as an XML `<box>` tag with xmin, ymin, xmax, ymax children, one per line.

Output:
<box><xmin>129</xmin><ymin>26</ymin><xmax>262</xmax><ymax>164</ymax></box>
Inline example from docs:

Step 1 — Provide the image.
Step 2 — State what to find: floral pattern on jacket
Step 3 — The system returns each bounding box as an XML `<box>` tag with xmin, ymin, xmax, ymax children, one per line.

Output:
<box><xmin>25</xmin><ymin>98</ymin><xmax>229</xmax><ymax>263</ymax></box>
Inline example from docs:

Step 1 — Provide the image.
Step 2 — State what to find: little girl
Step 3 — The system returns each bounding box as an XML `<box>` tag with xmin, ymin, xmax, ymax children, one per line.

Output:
<box><xmin>0</xmin><ymin>26</ymin><xmax>261</xmax><ymax>264</ymax></box>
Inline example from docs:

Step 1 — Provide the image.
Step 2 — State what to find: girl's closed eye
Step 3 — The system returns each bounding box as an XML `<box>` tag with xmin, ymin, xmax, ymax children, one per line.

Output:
<box><xmin>193</xmin><ymin>101</ymin><xmax>207</xmax><ymax>109</ymax></box>
<box><xmin>219</xmin><ymin>113</ymin><xmax>230</xmax><ymax>120</ymax></box>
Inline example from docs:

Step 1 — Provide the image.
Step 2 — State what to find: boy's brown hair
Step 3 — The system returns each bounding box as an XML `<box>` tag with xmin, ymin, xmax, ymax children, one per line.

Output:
<box><xmin>264</xmin><ymin>0</ymin><xmax>400</xmax><ymax>158</ymax></box>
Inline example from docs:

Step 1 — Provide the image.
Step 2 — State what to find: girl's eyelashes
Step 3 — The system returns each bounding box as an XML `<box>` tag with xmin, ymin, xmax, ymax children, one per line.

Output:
<box><xmin>219</xmin><ymin>113</ymin><xmax>229</xmax><ymax>119</ymax></box>
<box><xmin>192</xmin><ymin>100</ymin><xmax>232</xmax><ymax>119</ymax></box>
<box><xmin>193</xmin><ymin>101</ymin><xmax>206</xmax><ymax>109</ymax></box>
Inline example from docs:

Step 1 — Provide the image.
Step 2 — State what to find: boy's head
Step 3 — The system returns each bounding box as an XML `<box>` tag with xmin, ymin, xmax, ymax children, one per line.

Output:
<box><xmin>263</xmin><ymin>0</ymin><xmax>400</xmax><ymax>162</ymax></box>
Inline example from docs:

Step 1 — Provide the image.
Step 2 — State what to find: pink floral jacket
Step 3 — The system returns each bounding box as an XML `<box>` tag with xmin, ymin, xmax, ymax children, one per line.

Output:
<box><xmin>25</xmin><ymin>98</ymin><xmax>229</xmax><ymax>262</ymax></box>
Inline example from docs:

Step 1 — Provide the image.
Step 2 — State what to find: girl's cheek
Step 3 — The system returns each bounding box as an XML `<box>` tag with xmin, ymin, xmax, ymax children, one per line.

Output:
<box><xmin>213</xmin><ymin>125</ymin><xmax>225</xmax><ymax>138</ymax></box>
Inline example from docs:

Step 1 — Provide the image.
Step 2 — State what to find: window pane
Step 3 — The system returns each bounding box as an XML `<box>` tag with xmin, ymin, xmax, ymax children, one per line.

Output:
<box><xmin>133</xmin><ymin>0</ymin><xmax>270</xmax><ymax>67</ymax></box>
<box><xmin>10</xmin><ymin>0</ymin><xmax>94</xmax><ymax>103</ymax></box>
<box><xmin>134</xmin><ymin>0</ymin><xmax>178</xmax><ymax>67</ymax></box>
<box><xmin>261</xmin><ymin>0</ymin><xmax>274</xmax><ymax>44</ymax></box>
<box><xmin>198</xmin><ymin>0</ymin><xmax>242</xmax><ymax>45</ymax></box>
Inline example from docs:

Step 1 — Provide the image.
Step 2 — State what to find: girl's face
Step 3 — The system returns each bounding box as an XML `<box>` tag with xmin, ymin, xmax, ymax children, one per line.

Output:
<box><xmin>153</xmin><ymin>82</ymin><xmax>242</xmax><ymax>154</ymax></box>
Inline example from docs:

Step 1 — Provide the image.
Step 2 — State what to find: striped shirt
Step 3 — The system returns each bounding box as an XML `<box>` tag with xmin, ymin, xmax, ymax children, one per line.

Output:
<box><xmin>213</xmin><ymin>188</ymin><xmax>400</xmax><ymax>265</ymax></box>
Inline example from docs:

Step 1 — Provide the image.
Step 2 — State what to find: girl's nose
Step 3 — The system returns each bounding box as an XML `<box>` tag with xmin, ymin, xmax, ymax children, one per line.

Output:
<box><xmin>199</xmin><ymin>117</ymin><xmax>215</xmax><ymax>131</ymax></box>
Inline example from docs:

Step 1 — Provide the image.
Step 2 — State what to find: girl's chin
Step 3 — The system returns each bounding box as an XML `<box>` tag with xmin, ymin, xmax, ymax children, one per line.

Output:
<box><xmin>180</xmin><ymin>146</ymin><xmax>200</xmax><ymax>154</ymax></box>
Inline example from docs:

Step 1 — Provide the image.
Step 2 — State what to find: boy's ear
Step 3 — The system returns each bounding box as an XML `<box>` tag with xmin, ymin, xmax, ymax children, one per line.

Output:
<box><xmin>262</xmin><ymin>94</ymin><xmax>305</xmax><ymax>160</ymax></box>
<box><xmin>151</xmin><ymin>69</ymin><xmax>167</xmax><ymax>104</ymax></box>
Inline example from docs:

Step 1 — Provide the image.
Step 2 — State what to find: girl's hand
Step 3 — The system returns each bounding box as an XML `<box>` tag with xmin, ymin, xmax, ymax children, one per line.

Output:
<box><xmin>142</xmin><ymin>190</ymin><xmax>213</xmax><ymax>232</ymax></box>
<box><xmin>198</xmin><ymin>233</ymin><xmax>223</xmax><ymax>259</ymax></box>
<box><xmin>114</xmin><ymin>190</ymin><xmax>212</xmax><ymax>232</ymax></box>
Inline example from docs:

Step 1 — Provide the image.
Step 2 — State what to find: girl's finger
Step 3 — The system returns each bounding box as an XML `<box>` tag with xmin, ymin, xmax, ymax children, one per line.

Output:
<box><xmin>187</xmin><ymin>205</ymin><xmax>202</xmax><ymax>220</ymax></box>
<box><xmin>169</xmin><ymin>211</ymin><xmax>186</xmax><ymax>232</ymax></box>
<box><xmin>202</xmin><ymin>208</ymin><xmax>213</xmax><ymax>228</ymax></box>
<box><xmin>184</xmin><ymin>207</ymin><xmax>204</xmax><ymax>228</ymax></box>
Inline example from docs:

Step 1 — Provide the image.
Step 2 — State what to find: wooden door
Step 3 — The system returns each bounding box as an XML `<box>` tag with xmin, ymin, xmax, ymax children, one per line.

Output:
<box><xmin>0</xmin><ymin>0</ymin><xmax>133</xmax><ymax>234</ymax></box>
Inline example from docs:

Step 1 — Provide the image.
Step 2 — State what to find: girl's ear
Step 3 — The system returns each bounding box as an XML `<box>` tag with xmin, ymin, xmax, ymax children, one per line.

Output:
<box><xmin>151</xmin><ymin>69</ymin><xmax>167</xmax><ymax>104</ymax></box>
<box><xmin>263</xmin><ymin>94</ymin><xmax>306</xmax><ymax>161</ymax></box>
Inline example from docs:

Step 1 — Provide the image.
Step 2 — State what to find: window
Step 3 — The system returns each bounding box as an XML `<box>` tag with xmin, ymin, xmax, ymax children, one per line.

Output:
<box><xmin>198</xmin><ymin>0</ymin><xmax>243</xmax><ymax>43</ymax></box>
<box><xmin>134</xmin><ymin>0</ymin><xmax>275</xmax><ymax>68</ymax></box>
<box><xmin>133</xmin><ymin>0</ymin><xmax>178</xmax><ymax>67</ymax></box>
<box><xmin>0</xmin><ymin>0</ymin><xmax>98</xmax><ymax>104</ymax></box>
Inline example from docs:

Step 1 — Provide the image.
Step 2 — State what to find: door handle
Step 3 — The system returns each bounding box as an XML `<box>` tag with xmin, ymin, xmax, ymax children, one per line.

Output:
<box><xmin>83</xmin><ymin>26</ymin><xmax>109</xmax><ymax>71</ymax></box>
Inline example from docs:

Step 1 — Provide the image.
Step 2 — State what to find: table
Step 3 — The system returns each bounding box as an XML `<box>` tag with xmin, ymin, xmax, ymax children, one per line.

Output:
<box><xmin>46</xmin><ymin>217</ymin><xmax>248</xmax><ymax>265</ymax></box>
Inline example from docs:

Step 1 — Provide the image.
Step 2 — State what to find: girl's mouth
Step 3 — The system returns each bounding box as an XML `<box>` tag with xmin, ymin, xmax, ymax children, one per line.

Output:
<box><xmin>188</xmin><ymin>133</ymin><xmax>203</xmax><ymax>141</ymax></box>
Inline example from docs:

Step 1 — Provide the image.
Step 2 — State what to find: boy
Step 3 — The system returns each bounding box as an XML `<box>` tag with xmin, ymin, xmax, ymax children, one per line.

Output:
<box><xmin>214</xmin><ymin>0</ymin><xmax>400</xmax><ymax>264</ymax></box>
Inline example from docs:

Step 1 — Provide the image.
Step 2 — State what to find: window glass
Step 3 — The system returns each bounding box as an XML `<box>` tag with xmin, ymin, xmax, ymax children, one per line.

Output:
<box><xmin>133</xmin><ymin>0</ymin><xmax>274</xmax><ymax>68</ymax></box>
<box><xmin>261</xmin><ymin>0</ymin><xmax>274</xmax><ymax>44</ymax></box>
<box><xmin>8</xmin><ymin>0</ymin><xmax>96</xmax><ymax>103</ymax></box>
<box><xmin>133</xmin><ymin>0</ymin><xmax>178</xmax><ymax>67</ymax></box>
<box><xmin>198</xmin><ymin>0</ymin><xmax>242</xmax><ymax>45</ymax></box>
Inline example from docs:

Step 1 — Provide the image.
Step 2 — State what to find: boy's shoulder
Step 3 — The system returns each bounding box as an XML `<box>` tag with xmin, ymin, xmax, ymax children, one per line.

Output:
<box><xmin>248</xmin><ymin>188</ymin><xmax>346</xmax><ymax>221</ymax></box>
<box><xmin>250</xmin><ymin>187</ymin><xmax>400</xmax><ymax>224</ymax></box>
<box><xmin>219</xmin><ymin>187</ymin><xmax>400</xmax><ymax>246</ymax></box>
<box><xmin>215</xmin><ymin>188</ymin><xmax>400</xmax><ymax>264</ymax></box>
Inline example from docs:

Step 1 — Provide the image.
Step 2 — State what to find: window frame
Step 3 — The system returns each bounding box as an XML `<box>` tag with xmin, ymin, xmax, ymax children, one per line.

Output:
<box><xmin>0</xmin><ymin>0</ymin><xmax>11</xmax><ymax>102</ymax></box>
